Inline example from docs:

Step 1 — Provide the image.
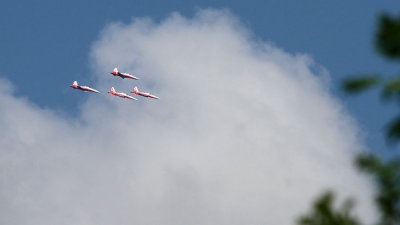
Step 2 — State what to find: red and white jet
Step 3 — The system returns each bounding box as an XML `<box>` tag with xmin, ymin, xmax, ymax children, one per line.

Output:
<box><xmin>70</xmin><ymin>81</ymin><xmax>99</xmax><ymax>93</ymax></box>
<box><xmin>110</xmin><ymin>67</ymin><xmax>139</xmax><ymax>80</ymax></box>
<box><xmin>132</xmin><ymin>86</ymin><xmax>160</xmax><ymax>99</ymax></box>
<box><xmin>108</xmin><ymin>87</ymin><xmax>137</xmax><ymax>100</ymax></box>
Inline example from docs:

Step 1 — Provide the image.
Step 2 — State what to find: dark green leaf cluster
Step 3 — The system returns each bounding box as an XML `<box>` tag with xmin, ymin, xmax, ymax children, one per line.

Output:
<box><xmin>297</xmin><ymin>191</ymin><xmax>360</xmax><ymax>225</ymax></box>
<box><xmin>382</xmin><ymin>78</ymin><xmax>400</xmax><ymax>100</ymax></box>
<box><xmin>357</xmin><ymin>154</ymin><xmax>400</xmax><ymax>225</ymax></box>
<box><xmin>376</xmin><ymin>14</ymin><xmax>400</xmax><ymax>60</ymax></box>
<box><xmin>386</xmin><ymin>116</ymin><xmax>400</xmax><ymax>143</ymax></box>
<box><xmin>342</xmin><ymin>75</ymin><xmax>381</xmax><ymax>94</ymax></box>
<box><xmin>297</xmin><ymin>154</ymin><xmax>400</xmax><ymax>225</ymax></box>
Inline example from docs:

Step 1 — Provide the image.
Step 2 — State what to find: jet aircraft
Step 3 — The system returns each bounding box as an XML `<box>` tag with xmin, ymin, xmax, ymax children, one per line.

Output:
<box><xmin>111</xmin><ymin>67</ymin><xmax>139</xmax><ymax>80</ymax></box>
<box><xmin>108</xmin><ymin>87</ymin><xmax>137</xmax><ymax>100</ymax></box>
<box><xmin>132</xmin><ymin>86</ymin><xmax>160</xmax><ymax>99</ymax></box>
<box><xmin>70</xmin><ymin>81</ymin><xmax>99</xmax><ymax>93</ymax></box>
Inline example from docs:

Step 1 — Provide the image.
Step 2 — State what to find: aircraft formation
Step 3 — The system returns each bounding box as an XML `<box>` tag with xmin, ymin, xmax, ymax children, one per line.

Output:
<box><xmin>71</xmin><ymin>67</ymin><xmax>159</xmax><ymax>100</ymax></box>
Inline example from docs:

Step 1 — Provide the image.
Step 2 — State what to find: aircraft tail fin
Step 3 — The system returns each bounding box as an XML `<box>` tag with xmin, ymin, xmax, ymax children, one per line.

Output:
<box><xmin>72</xmin><ymin>81</ymin><xmax>78</xmax><ymax>87</ymax></box>
<box><xmin>133</xmin><ymin>86</ymin><xmax>139</xmax><ymax>94</ymax></box>
<box><xmin>113</xmin><ymin>67</ymin><xmax>118</xmax><ymax>73</ymax></box>
<box><xmin>110</xmin><ymin>87</ymin><xmax>115</xmax><ymax>93</ymax></box>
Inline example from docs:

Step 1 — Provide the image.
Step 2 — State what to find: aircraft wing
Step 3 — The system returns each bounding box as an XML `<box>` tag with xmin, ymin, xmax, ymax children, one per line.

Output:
<box><xmin>121</xmin><ymin>73</ymin><xmax>139</xmax><ymax>80</ymax></box>
<box><xmin>80</xmin><ymin>86</ymin><xmax>99</xmax><ymax>93</ymax></box>
<box><xmin>142</xmin><ymin>92</ymin><xmax>159</xmax><ymax>99</ymax></box>
<box><xmin>149</xmin><ymin>95</ymin><xmax>160</xmax><ymax>99</ymax></box>
<box><xmin>126</xmin><ymin>95</ymin><xmax>138</xmax><ymax>100</ymax></box>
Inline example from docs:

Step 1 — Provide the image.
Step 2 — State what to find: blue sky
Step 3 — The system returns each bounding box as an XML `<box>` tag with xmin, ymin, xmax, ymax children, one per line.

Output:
<box><xmin>1</xmin><ymin>0</ymin><xmax>399</xmax><ymax>152</ymax></box>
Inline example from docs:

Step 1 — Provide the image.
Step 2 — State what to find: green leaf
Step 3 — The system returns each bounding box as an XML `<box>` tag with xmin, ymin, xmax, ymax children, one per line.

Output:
<box><xmin>297</xmin><ymin>191</ymin><xmax>360</xmax><ymax>225</ymax></box>
<box><xmin>356</xmin><ymin>154</ymin><xmax>381</xmax><ymax>173</ymax></box>
<box><xmin>342</xmin><ymin>75</ymin><xmax>381</xmax><ymax>94</ymax></box>
<box><xmin>356</xmin><ymin>154</ymin><xmax>400</xmax><ymax>224</ymax></box>
<box><xmin>386</xmin><ymin>116</ymin><xmax>400</xmax><ymax>144</ymax></box>
<box><xmin>382</xmin><ymin>78</ymin><xmax>400</xmax><ymax>100</ymax></box>
<box><xmin>376</xmin><ymin>13</ymin><xmax>400</xmax><ymax>60</ymax></box>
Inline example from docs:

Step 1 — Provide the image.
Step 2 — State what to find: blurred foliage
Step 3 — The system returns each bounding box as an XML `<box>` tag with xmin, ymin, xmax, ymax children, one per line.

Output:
<box><xmin>356</xmin><ymin>154</ymin><xmax>400</xmax><ymax>225</ymax></box>
<box><xmin>376</xmin><ymin>14</ymin><xmax>400</xmax><ymax>60</ymax></box>
<box><xmin>298</xmin><ymin>11</ymin><xmax>400</xmax><ymax>225</ymax></box>
<box><xmin>382</xmin><ymin>78</ymin><xmax>400</xmax><ymax>102</ymax></box>
<box><xmin>297</xmin><ymin>191</ymin><xmax>360</xmax><ymax>225</ymax></box>
<box><xmin>386</xmin><ymin>116</ymin><xmax>400</xmax><ymax>144</ymax></box>
<box><xmin>342</xmin><ymin>12</ymin><xmax>400</xmax><ymax>144</ymax></box>
<box><xmin>298</xmin><ymin>154</ymin><xmax>400</xmax><ymax>225</ymax></box>
<box><xmin>342</xmin><ymin>75</ymin><xmax>381</xmax><ymax>94</ymax></box>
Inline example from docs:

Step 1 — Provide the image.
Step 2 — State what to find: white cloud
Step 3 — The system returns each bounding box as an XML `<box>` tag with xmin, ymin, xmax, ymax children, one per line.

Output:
<box><xmin>0</xmin><ymin>9</ymin><xmax>376</xmax><ymax>225</ymax></box>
